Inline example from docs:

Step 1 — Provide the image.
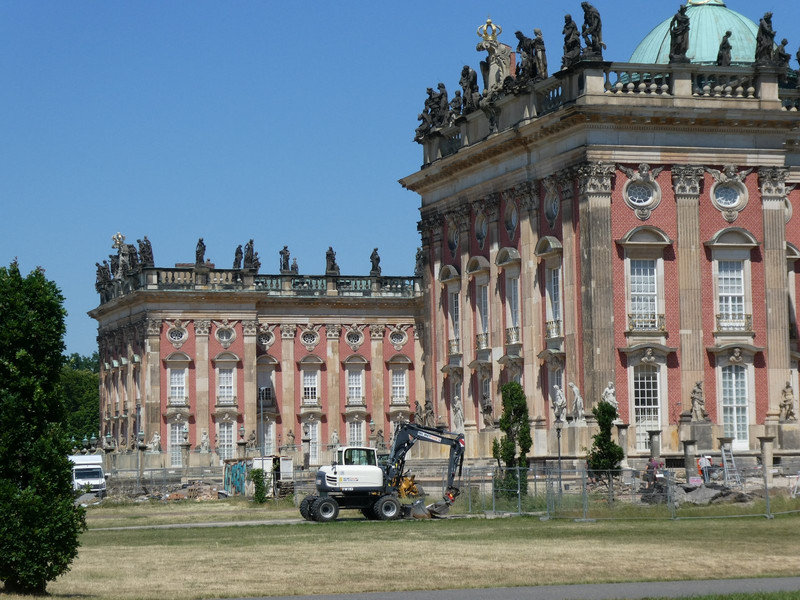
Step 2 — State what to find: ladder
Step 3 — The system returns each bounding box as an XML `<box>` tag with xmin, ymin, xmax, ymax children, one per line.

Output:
<box><xmin>720</xmin><ymin>446</ymin><xmax>741</xmax><ymax>486</ymax></box>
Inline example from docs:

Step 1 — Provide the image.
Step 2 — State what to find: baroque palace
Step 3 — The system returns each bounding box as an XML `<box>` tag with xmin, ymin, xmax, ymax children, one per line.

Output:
<box><xmin>91</xmin><ymin>0</ymin><xmax>800</xmax><ymax>470</ymax></box>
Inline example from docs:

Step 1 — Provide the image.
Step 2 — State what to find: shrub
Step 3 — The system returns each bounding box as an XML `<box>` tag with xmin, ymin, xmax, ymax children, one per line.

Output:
<box><xmin>251</xmin><ymin>468</ymin><xmax>267</xmax><ymax>504</ymax></box>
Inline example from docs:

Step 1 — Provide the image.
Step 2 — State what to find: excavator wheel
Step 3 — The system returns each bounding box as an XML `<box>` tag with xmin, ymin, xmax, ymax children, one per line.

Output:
<box><xmin>299</xmin><ymin>495</ymin><xmax>316</xmax><ymax>521</ymax></box>
<box><xmin>373</xmin><ymin>495</ymin><xmax>401</xmax><ymax>521</ymax></box>
<box><xmin>311</xmin><ymin>496</ymin><xmax>339</xmax><ymax>523</ymax></box>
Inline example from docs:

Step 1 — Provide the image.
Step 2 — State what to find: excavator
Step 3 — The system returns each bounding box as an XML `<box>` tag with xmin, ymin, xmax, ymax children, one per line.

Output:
<box><xmin>299</xmin><ymin>422</ymin><xmax>465</xmax><ymax>522</ymax></box>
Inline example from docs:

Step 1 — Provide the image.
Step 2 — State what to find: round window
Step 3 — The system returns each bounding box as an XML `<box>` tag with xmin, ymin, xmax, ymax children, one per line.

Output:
<box><xmin>168</xmin><ymin>329</ymin><xmax>186</xmax><ymax>342</ymax></box>
<box><xmin>714</xmin><ymin>184</ymin><xmax>740</xmax><ymax>208</ymax></box>
<box><xmin>505</xmin><ymin>205</ymin><xmax>518</xmax><ymax>236</ymax></box>
<box><xmin>346</xmin><ymin>331</ymin><xmax>361</xmax><ymax>345</ymax></box>
<box><xmin>301</xmin><ymin>332</ymin><xmax>317</xmax><ymax>345</ymax></box>
<box><xmin>627</xmin><ymin>183</ymin><xmax>654</xmax><ymax>206</ymax></box>
<box><xmin>218</xmin><ymin>329</ymin><xmax>233</xmax><ymax>342</ymax></box>
<box><xmin>448</xmin><ymin>228</ymin><xmax>459</xmax><ymax>253</ymax></box>
<box><xmin>389</xmin><ymin>331</ymin><xmax>405</xmax><ymax>345</ymax></box>
<box><xmin>474</xmin><ymin>214</ymin><xmax>487</xmax><ymax>243</ymax></box>
<box><xmin>258</xmin><ymin>332</ymin><xmax>273</xmax><ymax>347</ymax></box>
<box><xmin>545</xmin><ymin>196</ymin><xmax>558</xmax><ymax>222</ymax></box>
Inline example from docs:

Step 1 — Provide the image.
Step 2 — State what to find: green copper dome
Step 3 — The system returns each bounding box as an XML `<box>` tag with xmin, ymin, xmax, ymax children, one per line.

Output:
<box><xmin>629</xmin><ymin>0</ymin><xmax>759</xmax><ymax>65</ymax></box>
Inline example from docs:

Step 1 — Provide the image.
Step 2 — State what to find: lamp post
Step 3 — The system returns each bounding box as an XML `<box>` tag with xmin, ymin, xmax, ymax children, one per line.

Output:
<box><xmin>555</xmin><ymin>419</ymin><xmax>564</xmax><ymax>506</ymax></box>
<box><xmin>259</xmin><ymin>387</ymin><xmax>264</xmax><ymax>459</ymax></box>
<box><xmin>137</xmin><ymin>429</ymin><xmax>144</xmax><ymax>494</ymax></box>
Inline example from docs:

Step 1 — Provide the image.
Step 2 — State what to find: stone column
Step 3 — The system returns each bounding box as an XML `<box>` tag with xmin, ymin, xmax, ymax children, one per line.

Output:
<box><xmin>682</xmin><ymin>439</ymin><xmax>697</xmax><ymax>482</ymax></box>
<box><xmin>577</xmin><ymin>162</ymin><xmax>616</xmax><ymax>408</ymax></box>
<box><xmin>758</xmin><ymin>435</ymin><xmax>775</xmax><ymax>485</ymax></box>
<box><xmin>672</xmin><ymin>166</ymin><xmax>706</xmax><ymax>418</ymax></box>
<box><xmin>647</xmin><ymin>429</ymin><xmax>662</xmax><ymax>459</ymax></box>
<box><xmin>759</xmin><ymin>168</ymin><xmax>791</xmax><ymax>434</ymax></box>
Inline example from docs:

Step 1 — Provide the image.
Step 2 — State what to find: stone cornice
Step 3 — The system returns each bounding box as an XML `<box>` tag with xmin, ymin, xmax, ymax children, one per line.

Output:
<box><xmin>401</xmin><ymin>104</ymin><xmax>797</xmax><ymax>196</ymax></box>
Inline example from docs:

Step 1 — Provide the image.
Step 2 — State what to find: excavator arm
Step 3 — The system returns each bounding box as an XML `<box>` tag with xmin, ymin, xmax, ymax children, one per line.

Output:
<box><xmin>385</xmin><ymin>423</ymin><xmax>465</xmax><ymax>515</ymax></box>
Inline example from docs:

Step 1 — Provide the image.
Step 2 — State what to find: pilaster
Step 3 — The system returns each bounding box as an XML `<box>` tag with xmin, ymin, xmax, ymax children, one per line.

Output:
<box><xmin>672</xmin><ymin>165</ymin><xmax>706</xmax><ymax>415</ymax></box>
<box><xmin>242</xmin><ymin>320</ymin><xmax>258</xmax><ymax>436</ymax></box>
<box><xmin>144</xmin><ymin>317</ymin><xmax>162</xmax><ymax>440</ymax></box>
<box><xmin>577</xmin><ymin>161</ymin><xmax>616</xmax><ymax>407</ymax></box>
<box><xmin>760</xmin><ymin>167</ymin><xmax>791</xmax><ymax>423</ymax></box>
<box><xmin>194</xmin><ymin>319</ymin><xmax>210</xmax><ymax>442</ymax></box>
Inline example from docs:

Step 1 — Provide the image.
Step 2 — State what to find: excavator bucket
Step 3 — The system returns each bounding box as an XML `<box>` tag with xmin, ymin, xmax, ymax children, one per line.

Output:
<box><xmin>424</xmin><ymin>499</ymin><xmax>451</xmax><ymax>518</ymax></box>
<box><xmin>409</xmin><ymin>499</ymin><xmax>433</xmax><ymax>519</ymax></box>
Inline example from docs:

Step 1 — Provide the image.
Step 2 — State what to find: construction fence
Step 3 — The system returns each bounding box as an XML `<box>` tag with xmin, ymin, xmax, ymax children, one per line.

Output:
<box><xmin>458</xmin><ymin>465</ymin><xmax>800</xmax><ymax>520</ymax></box>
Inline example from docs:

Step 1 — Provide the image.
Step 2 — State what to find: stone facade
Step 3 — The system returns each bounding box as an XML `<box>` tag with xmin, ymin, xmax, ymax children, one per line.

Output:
<box><xmin>92</xmin><ymin>8</ymin><xmax>800</xmax><ymax>468</ymax></box>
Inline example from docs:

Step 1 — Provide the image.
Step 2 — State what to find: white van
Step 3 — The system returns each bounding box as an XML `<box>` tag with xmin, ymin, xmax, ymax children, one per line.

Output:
<box><xmin>69</xmin><ymin>455</ymin><xmax>107</xmax><ymax>497</ymax></box>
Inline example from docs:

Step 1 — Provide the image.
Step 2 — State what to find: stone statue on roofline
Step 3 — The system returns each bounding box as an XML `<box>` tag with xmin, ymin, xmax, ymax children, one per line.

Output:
<box><xmin>669</xmin><ymin>4</ymin><xmax>690</xmax><ymax>64</ymax></box>
<box><xmin>533</xmin><ymin>29</ymin><xmax>548</xmax><ymax>81</ymax></box>
<box><xmin>279</xmin><ymin>245</ymin><xmax>290</xmax><ymax>273</ymax></box>
<box><xmin>233</xmin><ymin>244</ymin><xmax>243</xmax><ymax>269</ymax></box>
<box><xmin>475</xmin><ymin>17</ymin><xmax>512</xmax><ymax>94</ymax></box>
<box><xmin>370</xmin><ymin>248</ymin><xmax>381</xmax><ymax>276</ymax></box>
<box><xmin>716</xmin><ymin>31</ymin><xmax>732</xmax><ymax>67</ymax></box>
<box><xmin>195</xmin><ymin>238</ymin><xmax>206</xmax><ymax>266</ymax></box>
<box><xmin>325</xmin><ymin>246</ymin><xmax>340</xmax><ymax>276</ymax></box>
<box><xmin>755</xmin><ymin>12</ymin><xmax>775</xmax><ymax>65</ymax></box>
<box><xmin>515</xmin><ymin>30</ymin><xmax>536</xmax><ymax>83</ymax></box>
<box><xmin>775</xmin><ymin>38</ymin><xmax>791</xmax><ymax>71</ymax></box>
<box><xmin>561</xmin><ymin>14</ymin><xmax>581</xmax><ymax>69</ymax></box>
<box><xmin>138</xmin><ymin>236</ymin><xmax>154</xmax><ymax>267</ymax></box>
<box><xmin>580</xmin><ymin>2</ymin><xmax>605</xmax><ymax>60</ymax></box>
<box><xmin>459</xmin><ymin>65</ymin><xmax>480</xmax><ymax>114</ymax></box>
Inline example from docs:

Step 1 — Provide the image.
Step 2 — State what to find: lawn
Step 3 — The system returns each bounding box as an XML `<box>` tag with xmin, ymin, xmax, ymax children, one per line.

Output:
<box><xmin>1</xmin><ymin>501</ymin><xmax>798</xmax><ymax>600</ymax></box>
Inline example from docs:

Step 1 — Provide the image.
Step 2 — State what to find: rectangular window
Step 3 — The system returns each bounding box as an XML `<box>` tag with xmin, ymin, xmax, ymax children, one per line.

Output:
<box><xmin>633</xmin><ymin>365</ymin><xmax>660</xmax><ymax>451</ymax></box>
<box><xmin>722</xmin><ymin>365</ymin><xmax>748</xmax><ymax>444</ymax></box>
<box><xmin>348</xmin><ymin>420</ymin><xmax>364</xmax><ymax>446</ymax></box>
<box><xmin>308</xmin><ymin>421</ymin><xmax>320</xmax><ymax>464</ymax></box>
<box><xmin>449</xmin><ymin>291</ymin><xmax>460</xmax><ymax>340</ymax></box>
<box><xmin>257</xmin><ymin>367</ymin><xmax>274</xmax><ymax>407</ymax></box>
<box><xmin>218</xmin><ymin>367</ymin><xmax>234</xmax><ymax>403</ymax></box>
<box><xmin>169</xmin><ymin>368</ymin><xmax>186</xmax><ymax>404</ymax></box>
<box><xmin>630</xmin><ymin>259</ymin><xmax>657</xmax><ymax>329</ymax></box>
<box><xmin>259</xmin><ymin>421</ymin><xmax>275</xmax><ymax>456</ymax></box>
<box><xmin>477</xmin><ymin>283</ymin><xmax>489</xmax><ymax>335</ymax></box>
<box><xmin>302</xmin><ymin>369</ymin><xmax>318</xmax><ymax>404</ymax></box>
<box><xmin>546</xmin><ymin>267</ymin><xmax>561</xmax><ymax>322</ymax></box>
<box><xmin>482</xmin><ymin>376</ymin><xmax>491</xmax><ymax>402</ymax></box>
<box><xmin>507</xmin><ymin>276</ymin><xmax>519</xmax><ymax>327</ymax></box>
<box><xmin>218</xmin><ymin>422</ymin><xmax>234</xmax><ymax>460</ymax></box>
<box><xmin>718</xmin><ymin>260</ymin><xmax>745</xmax><ymax>328</ymax></box>
<box><xmin>347</xmin><ymin>367</ymin><xmax>363</xmax><ymax>403</ymax></box>
<box><xmin>169</xmin><ymin>423</ymin><xmax>182</xmax><ymax>467</ymax></box>
<box><xmin>391</xmin><ymin>367</ymin><xmax>406</xmax><ymax>402</ymax></box>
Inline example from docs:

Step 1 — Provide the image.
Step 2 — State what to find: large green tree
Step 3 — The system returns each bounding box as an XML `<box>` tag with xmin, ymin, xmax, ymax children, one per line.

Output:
<box><xmin>61</xmin><ymin>353</ymin><xmax>100</xmax><ymax>440</ymax></box>
<box><xmin>0</xmin><ymin>261</ymin><xmax>86</xmax><ymax>594</ymax></box>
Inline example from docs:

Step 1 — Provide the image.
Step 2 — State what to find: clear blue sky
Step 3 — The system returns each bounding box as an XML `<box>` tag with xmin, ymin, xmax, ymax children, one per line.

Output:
<box><xmin>1</xmin><ymin>1</ymin><xmax>798</xmax><ymax>357</ymax></box>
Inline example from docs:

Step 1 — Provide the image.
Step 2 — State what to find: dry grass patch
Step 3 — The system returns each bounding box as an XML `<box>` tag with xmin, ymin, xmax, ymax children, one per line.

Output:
<box><xmin>2</xmin><ymin>515</ymin><xmax>798</xmax><ymax>600</ymax></box>
<box><xmin>84</xmin><ymin>497</ymin><xmax>298</xmax><ymax>529</ymax></box>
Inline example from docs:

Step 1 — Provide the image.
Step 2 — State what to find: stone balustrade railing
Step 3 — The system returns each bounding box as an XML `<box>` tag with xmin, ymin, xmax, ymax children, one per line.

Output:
<box><xmin>419</xmin><ymin>61</ymin><xmax>794</xmax><ymax>166</ymax></box>
<box><xmin>97</xmin><ymin>268</ymin><xmax>421</xmax><ymax>304</ymax></box>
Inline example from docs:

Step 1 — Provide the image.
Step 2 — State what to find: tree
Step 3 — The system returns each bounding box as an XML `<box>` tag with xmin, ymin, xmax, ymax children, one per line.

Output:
<box><xmin>492</xmin><ymin>382</ymin><xmax>532</xmax><ymax>498</ymax></box>
<box><xmin>0</xmin><ymin>261</ymin><xmax>86</xmax><ymax>594</ymax></box>
<box><xmin>586</xmin><ymin>400</ymin><xmax>624</xmax><ymax>479</ymax></box>
<box><xmin>61</xmin><ymin>353</ymin><xmax>100</xmax><ymax>440</ymax></box>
